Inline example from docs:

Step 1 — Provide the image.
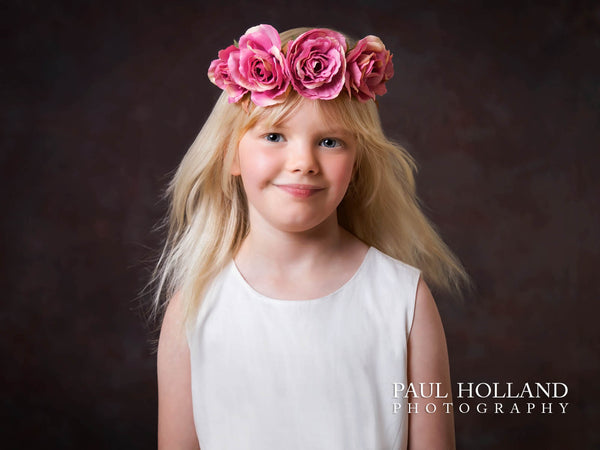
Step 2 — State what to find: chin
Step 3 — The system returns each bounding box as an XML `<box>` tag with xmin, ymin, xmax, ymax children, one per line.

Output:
<box><xmin>273</xmin><ymin>214</ymin><xmax>338</xmax><ymax>234</ymax></box>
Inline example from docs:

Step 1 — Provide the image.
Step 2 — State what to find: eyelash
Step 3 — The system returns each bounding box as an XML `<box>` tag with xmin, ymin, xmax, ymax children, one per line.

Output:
<box><xmin>265</xmin><ymin>133</ymin><xmax>284</xmax><ymax>143</ymax></box>
<box><xmin>263</xmin><ymin>133</ymin><xmax>343</xmax><ymax>148</ymax></box>
<box><xmin>319</xmin><ymin>138</ymin><xmax>341</xmax><ymax>149</ymax></box>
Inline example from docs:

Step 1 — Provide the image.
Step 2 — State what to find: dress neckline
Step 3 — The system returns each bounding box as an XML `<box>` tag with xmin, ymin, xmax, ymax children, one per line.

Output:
<box><xmin>230</xmin><ymin>246</ymin><xmax>374</xmax><ymax>304</ymax></box>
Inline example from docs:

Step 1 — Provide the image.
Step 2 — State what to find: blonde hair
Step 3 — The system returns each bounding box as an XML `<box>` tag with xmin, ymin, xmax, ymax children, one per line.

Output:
<box><xmin>151</xmin><ymin>28</ymin><xmax>468</xmax><ymax>324</ymax></box>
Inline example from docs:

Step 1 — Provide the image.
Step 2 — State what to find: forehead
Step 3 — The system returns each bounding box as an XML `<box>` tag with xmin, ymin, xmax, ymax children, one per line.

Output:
<box><xmin>249</xmin><ymin>96</ymin><xmax>356</xmax><ymax>135</ymax></box>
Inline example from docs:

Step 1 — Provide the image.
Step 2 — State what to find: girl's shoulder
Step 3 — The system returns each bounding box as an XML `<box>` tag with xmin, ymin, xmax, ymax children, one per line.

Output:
<box><xmin>339</xmin><ymin>230</ymin><xmax>421</xmax><ymax>286</ymax></box>
<box><xmin>361</xmin><ymin>247</ymin><xmax>423</xmax><ymax>331</ymax></box>
<box><xmin>366</xmin><ymin>246</ymin><xmax>422</xmax><ymax>282</ymax></box>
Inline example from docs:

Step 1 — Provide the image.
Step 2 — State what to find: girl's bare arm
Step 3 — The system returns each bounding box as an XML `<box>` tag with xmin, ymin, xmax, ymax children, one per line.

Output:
<box><xmin>157</xmin><ymin>294</ymin><xmax>200</xmax><ymax>449</ymax></box>
<box><xmin>407</xmin><ymin>278</ymin><xmax>456</xmax><ymax>450</ymax></box>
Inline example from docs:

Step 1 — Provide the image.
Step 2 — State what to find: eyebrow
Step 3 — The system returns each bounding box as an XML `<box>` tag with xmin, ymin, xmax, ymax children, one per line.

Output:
<box><xmin>321</xmin><ymin>127</ymin><xmax>353</xmax><ymax>137</ymax></box>
<box><xmin>267</xmin><ymin>123</ymin><xmax>353</xmax><ymax>138</ymax></box>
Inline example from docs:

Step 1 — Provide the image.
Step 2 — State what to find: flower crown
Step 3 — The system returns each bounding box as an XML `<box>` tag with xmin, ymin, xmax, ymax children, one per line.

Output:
<box><xmin>208</xmin><ymin>24</ymin><xmax>394</xmax><ymax>107</ymax></box>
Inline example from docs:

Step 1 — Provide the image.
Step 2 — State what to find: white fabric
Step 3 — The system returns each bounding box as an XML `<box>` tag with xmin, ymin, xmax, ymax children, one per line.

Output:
<box><xmin>188</xmin><ymin>247</ymin><xmax>420</xmax><ymax>450</ymax></box>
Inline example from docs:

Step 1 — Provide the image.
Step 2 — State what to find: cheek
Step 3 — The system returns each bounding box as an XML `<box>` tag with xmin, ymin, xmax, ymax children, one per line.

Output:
<box><xmin>239</xmin><ymin>151</ymin><xmax>280</xmax><ymax>187</ymax></box>
<box><xmin>329</xmin><ymin>155</ymin><xmax>356</xmax><ymax>188</ymax></box>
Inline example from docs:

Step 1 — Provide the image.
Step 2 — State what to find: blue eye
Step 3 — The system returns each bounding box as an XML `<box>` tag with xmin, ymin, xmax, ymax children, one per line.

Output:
<box><xmin>265</xmin><ymin>133</ymin><xmax>284</xmax><ymax>142</ymax></box>
<box><xmin>320</xmin><ymin>138</ymin><xmax>341</xmax><ymax>148</ymax></box>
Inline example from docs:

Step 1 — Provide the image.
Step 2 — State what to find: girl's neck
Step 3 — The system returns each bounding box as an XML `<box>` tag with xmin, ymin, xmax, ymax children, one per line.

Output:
<box><xmin>234</xmin><ymin>217</ymin><xmax>369</xmax><ymax>300</ymax></box>
<box><xmin>236</xmin><ymin>214</ymin><xmax>347</xmax><ymax>270</ymax></box>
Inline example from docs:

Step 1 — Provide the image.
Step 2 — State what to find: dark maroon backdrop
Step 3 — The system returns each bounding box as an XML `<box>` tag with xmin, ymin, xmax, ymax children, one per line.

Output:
<box><xmin>3</xmin><ymin>1</ymin><xmax>599</xmax><ymax>448</ymax></box>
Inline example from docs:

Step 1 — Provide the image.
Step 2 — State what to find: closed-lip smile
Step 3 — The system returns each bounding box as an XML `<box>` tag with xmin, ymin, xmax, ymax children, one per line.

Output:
<box><xmin>275</xmin><ymin>184</ymin><xmax>325</xmax><ymax>198</ymax></box>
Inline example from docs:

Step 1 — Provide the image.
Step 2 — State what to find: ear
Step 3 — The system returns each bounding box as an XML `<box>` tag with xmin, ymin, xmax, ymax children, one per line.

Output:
<box><xmin>230</xmin><ymin>148</ymin><xmax>241</xmax><ymax>176</ymax></box>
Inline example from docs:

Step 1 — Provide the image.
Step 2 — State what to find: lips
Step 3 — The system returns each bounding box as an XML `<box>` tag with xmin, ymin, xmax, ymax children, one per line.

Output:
<box><xmin>275</xmin><ymin>184</ymin><xmax>325</xmax><ymax>198</ymax></box>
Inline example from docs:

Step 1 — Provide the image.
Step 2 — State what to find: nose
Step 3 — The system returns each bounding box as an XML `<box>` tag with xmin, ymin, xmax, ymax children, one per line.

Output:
<box><xmin>286</xmin><ymin>140</ymin><xmax>319</xmax><ymax>174</ymax></box>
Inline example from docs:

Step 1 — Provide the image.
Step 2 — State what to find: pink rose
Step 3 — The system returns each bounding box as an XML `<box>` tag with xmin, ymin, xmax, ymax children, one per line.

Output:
<box><xmin>345</xmin><ymin>35</ymin><xmax>394</xmax><ymax>102</ymax></box>
<box><xmin>286</xmin><ymin>29</ymin><xmax>347</xmax><ymax>100</ymax></box>
<box><xmin>229</xmin><ymin>24</ymin><xmax>289</xmax><ymax>106</ymax></box>
<box><xmin>208</xmin><ymin>45</ymin><xmax>248</xmax><ymax>103</ymax></box>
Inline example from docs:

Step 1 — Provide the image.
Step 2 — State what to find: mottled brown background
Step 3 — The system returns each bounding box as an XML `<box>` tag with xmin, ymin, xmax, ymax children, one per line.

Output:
<box><xmin>3</xmin><ymin>0</ymin><xmax>599</xmax><ymax>448</ymax></box>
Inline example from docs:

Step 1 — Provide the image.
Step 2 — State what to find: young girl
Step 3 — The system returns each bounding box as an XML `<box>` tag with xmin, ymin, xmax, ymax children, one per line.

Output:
<box><xmin>154</xmin><ymin>25</ymin><xmax>467</xmax><ymax>449</ymax></box>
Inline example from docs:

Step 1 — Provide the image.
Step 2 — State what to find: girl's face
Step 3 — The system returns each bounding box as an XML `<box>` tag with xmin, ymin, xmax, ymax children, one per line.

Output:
<box><xmin>233</xmin><ymin>100</ymin><xmax>357</xmax><ymax>234</ymax></box>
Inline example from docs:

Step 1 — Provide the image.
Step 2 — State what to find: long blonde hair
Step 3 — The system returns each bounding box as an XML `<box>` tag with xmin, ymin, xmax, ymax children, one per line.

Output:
<box><xmin>151</xmin><ymin>28</ymin><xmax>468</xmax><ymax>324</ymax></box>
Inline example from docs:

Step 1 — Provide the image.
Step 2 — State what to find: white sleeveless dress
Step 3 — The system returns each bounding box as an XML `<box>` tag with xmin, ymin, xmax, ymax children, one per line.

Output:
<box><xmin>187</xmin><ymin>247</ymin><xmax>420</xmax><ymax>450</ymax></box>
